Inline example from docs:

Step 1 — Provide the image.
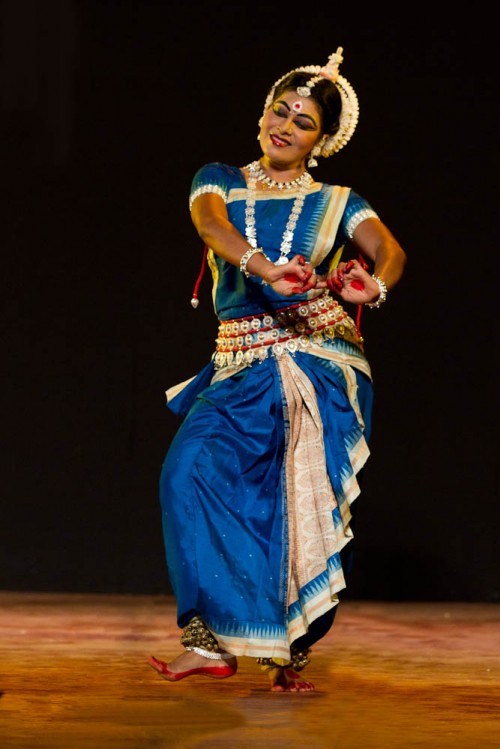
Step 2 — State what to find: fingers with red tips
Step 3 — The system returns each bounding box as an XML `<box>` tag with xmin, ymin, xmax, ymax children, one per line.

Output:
<box><xmin>327</xmin><ymin>277</ymin><xmax>342</xmax><ymax>292</ymax></box>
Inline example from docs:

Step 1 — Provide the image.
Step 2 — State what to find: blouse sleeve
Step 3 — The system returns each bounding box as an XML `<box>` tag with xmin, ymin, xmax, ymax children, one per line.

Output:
<box><xmin>189</xmin><ymin>162</ymin><xmax>232</xmax><ymax>211</ymax></box>
<box><xmin>342</xmin><ymin>190</ymin><xmax>380</xmax><ymax>239</ymax></box>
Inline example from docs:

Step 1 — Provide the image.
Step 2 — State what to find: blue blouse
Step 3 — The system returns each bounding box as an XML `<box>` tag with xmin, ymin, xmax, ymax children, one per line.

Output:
<box><xmin>190</xmin><ymin>162</ymin><xmax>378</xmax><ymax>320</ymax></box>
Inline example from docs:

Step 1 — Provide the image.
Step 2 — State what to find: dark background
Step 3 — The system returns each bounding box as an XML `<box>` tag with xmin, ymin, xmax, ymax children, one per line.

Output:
<box><xmin>1</xmin><ymin>1</ymin><xmax>497</xmax><ymax>601</ymax></box>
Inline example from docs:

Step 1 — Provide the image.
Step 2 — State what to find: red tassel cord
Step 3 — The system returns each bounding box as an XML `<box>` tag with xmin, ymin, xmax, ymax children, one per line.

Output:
<box><xmin>190</xmin><ymin>244</ymin><xmax>208</xmax><ymax>308</ymax></box>
<box><xmin>353</xmin><ymin>252</ymin><xmax>369</xmax><ymax>338</ymax></box>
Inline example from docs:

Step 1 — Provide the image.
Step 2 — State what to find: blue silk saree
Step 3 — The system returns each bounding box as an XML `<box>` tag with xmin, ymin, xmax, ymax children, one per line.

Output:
<box><xmin>159</xmin><ymin>163</ymin><xmax>377</xmax><ymax>660</ymax></box>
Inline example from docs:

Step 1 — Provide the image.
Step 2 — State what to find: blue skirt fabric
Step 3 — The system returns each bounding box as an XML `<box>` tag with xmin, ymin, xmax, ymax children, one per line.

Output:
<box><xmin>159</xmin><ymin>345</ymin><xmax>373</xmax><ymax>660</ymax></box>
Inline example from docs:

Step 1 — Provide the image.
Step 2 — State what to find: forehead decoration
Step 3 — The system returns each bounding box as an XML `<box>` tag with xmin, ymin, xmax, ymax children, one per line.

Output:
<box><xmin>292</xmin><ymin>101</ymin><xmax>303</xmax><ymax>113</ymax></box>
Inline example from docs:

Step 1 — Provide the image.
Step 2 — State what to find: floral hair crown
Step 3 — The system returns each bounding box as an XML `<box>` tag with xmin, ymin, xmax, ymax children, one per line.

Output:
<box><xmin>260</xmin><ymin>47</ymin><xmax>359</xmax><ymax>158</ymax></box>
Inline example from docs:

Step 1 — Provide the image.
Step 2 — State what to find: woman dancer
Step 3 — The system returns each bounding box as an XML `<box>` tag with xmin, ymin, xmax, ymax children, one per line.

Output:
<box><xmin>149</xmin><ymin>47</ymin><xmax>407</xmax><ymax>692</ymax></box>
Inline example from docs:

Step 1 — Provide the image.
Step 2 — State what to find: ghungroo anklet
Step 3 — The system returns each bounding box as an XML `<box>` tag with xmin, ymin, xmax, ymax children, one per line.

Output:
<box><xmin>257</xmin><ymin>657</ymin><xmax>286</xmax><ymax>668</ymax></box>
<box><xmin>256</xmin><ymin>648</ymin><xmax>311</xmax><ymax>672</ymax></box>
<box><xmin>290</xmin><ymin>648</ymin><xmax>311</xmax><ymax>672</ymax></box>
<box><xmin>180</xmin><ymin>615</ymin><xmax>219</xmax><ymax>652</ymax></box>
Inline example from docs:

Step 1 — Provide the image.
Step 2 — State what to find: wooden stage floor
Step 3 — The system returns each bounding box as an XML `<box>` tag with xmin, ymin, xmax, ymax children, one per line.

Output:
<box><xmin>1</xmin><ymin>593</ymin><xmax>499</xmax><ymax>748</ymax></box>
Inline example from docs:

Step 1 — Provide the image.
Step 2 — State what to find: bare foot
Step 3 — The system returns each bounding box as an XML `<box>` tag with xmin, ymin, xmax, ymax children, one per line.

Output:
<box><xmin>148</xmin><ymin>650</ymin><xmax>237</xmax><ymax>681</ymax></box>
<box><xmin>267</xmin><ymin>666</ymin><xmax>315</xmax><ymax>692</ymax></box>
<box><xmin>167</xmin><ymin>649</ymin><xmax>236</xmax><ymax>674</ymax></box>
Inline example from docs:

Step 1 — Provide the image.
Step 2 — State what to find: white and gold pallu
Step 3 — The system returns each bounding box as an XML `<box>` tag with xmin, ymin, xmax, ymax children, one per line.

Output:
<box><xmin>279</xmin><ymin>350</ymin><xmax>369</xmax><ymax>644</ymax></box>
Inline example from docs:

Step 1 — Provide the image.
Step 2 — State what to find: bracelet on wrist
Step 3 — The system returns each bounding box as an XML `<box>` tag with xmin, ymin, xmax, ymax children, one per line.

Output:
<box><xmin>365</xmin><ymin>275</ymin><xmax>387</xmax><ymax>309</ymax></box>
<box><xmin>240</xmin><ymin>246</ymin><xmax>264</xmax><ymax>277</ymax></box>
<box><xmin>240</xmin><ymin>246</ymin><xmax>271</xmax><ymax>278</ymax></box>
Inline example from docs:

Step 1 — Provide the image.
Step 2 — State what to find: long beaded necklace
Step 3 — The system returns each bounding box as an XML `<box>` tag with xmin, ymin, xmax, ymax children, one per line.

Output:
<box><xmin>245</xmin><ymin>160</ymin><xmax>312</xmax><ymax>266</ymax></box>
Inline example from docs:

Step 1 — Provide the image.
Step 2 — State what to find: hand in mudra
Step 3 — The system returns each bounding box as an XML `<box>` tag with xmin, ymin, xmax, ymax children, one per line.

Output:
<box><xmin>323</xmin><ymin>259</ymin><xmax>379</xmax><ymax>305</ymax></box>
<box><xmin>268</xmin><ymin>255</ymin><xmax>319</xmax><ymax>296</ymax></box>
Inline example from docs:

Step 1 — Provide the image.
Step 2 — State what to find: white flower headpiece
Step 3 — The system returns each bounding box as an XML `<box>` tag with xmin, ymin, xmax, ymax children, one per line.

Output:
<box><xmin>259</xmin><ymin>47</ymin><xmax>359</xmax><ymax>158</ymax></box>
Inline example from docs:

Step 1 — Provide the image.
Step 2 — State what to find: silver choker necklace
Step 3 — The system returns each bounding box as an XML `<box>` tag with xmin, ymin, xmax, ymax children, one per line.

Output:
<box><xmin>249</xmin><ymin>160</ymin><xmax>312</xmax><ymax>190</ymax></box>
<box><xmin>245</xmin><ymin>161</ymin><xmax>312</xmax><ymax>266</ymax></box>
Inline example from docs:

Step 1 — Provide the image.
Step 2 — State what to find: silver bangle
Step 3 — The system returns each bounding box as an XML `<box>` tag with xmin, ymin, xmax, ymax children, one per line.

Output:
<box><xmin>185</xmin><ymin>646</ymin><xmax>234</xmax><ymax>660</ymax></box>
<box><xmin>240</xmin><ymin>246</ymin><xmax>264</xmax><ymax>277</ymax></box>
<box><xmin>365</xmin><ymin>275</ymin><xmax>387</xmax><ymax>308</ymax></box>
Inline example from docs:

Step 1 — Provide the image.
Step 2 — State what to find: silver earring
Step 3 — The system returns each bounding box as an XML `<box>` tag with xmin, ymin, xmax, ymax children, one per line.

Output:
<box><xmin>308</xmin><ymin>145</ymin><xmax>321</xmax><ymax>168</ymax></box>
<box><xmin>308</xmin><ymin>137</ymin><xmax>326</xmax><ymax>168</ymax></box>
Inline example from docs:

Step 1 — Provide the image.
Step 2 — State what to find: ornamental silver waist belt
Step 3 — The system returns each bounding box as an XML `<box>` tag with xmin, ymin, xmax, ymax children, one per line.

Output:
<box><xmin>213</xmin><ymin>293</ymin><xmax>363</xmax><ymax>369</ymax></box>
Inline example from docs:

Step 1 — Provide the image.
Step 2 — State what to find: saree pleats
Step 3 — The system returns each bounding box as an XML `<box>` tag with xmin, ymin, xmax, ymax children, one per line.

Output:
<box><xmin>277</xmin><ymin>354</ymin><xmax>369</xmax><ymax>644</ymax></box>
